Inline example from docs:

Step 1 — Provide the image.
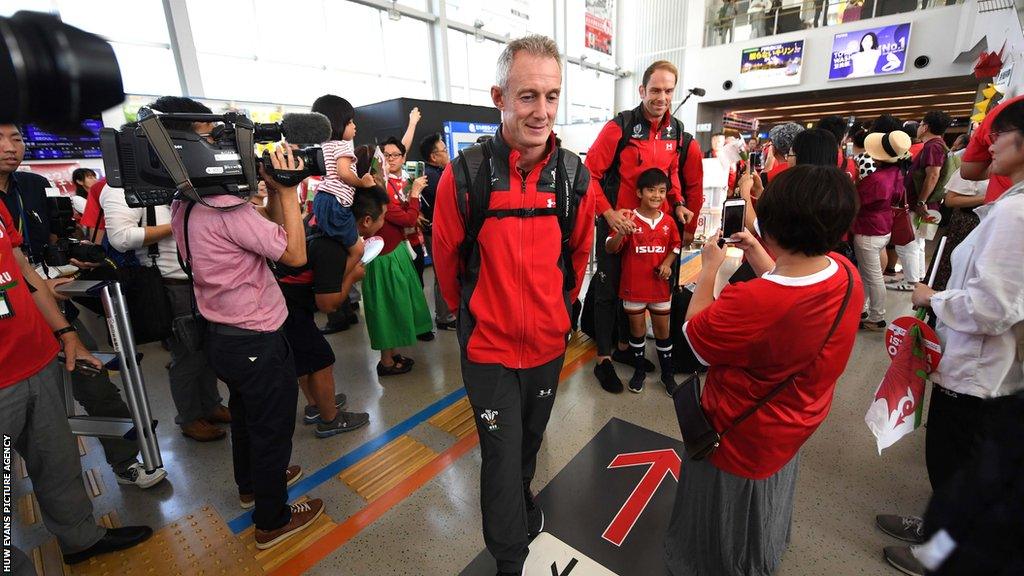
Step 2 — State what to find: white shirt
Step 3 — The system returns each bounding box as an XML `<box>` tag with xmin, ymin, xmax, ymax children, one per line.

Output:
<box><xmin>930</xmin><ymin>181</ymin><xmax>1024</xmax><ymax>398</ymax></box>
<box><xmin>99</xmin><ymin>185</ymin><xmax>187</xmax><ymax>280</ymax></box>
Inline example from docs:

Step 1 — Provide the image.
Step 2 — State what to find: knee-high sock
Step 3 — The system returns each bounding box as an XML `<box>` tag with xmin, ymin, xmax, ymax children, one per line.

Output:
<box><xmin>656</xmin><ymin>338</ymin><xmax>674</xmax><ymax>378</ymax></box>
<box><xmin>629</xmin><ymin>335</ymin><xmax>646</xmax><ymax>379</ymax></box>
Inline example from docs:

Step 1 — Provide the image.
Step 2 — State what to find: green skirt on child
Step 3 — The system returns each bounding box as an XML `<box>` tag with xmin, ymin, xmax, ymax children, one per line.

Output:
<box><xmin>362</xmin><ymin>242</ymin><xmax>433</xmax><ymax>351</ymax></box>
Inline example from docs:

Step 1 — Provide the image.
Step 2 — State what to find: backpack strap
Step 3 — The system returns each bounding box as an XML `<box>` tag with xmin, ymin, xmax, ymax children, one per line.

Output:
<box><xmin>456</xmin><ymin>141</ymin><xmax>493</xmax><ymax>267</ymax></box>
<box><xmin>598</xmin><ymin>109</ymin><xmax>636</xmax><ymax>208</ymax></box>
<box><xmin>145</xmin><ymin>205</ymin><xmax>160</xmax><ymax>265</ymax></box>
<box><xmin>556</xmin><ymin>148</ymin><xmax>582</xmax><ymax>292</ymax></box>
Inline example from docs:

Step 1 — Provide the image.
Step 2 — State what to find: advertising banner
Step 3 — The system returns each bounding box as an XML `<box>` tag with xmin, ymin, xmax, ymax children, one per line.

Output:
<box><xmin>829</xmin><ymin>23</ymin><xmax>912</xmax><ymax>81</ymax></box>
<box><xmin>738</xmin><ymin>40</ymin><xmax>804</xmax><ymax>91</ymax></box>
<box><xmin>585</xmin><ymin>0</ymin><xmax>613</xmax><ymax>55</ymax></box>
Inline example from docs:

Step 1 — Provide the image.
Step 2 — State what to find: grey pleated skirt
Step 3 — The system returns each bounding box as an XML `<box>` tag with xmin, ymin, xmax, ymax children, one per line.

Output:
<box><xmin>663</xmin><ymin>453</ymin><xmax>801</xmax><ymax>576</ymax></box>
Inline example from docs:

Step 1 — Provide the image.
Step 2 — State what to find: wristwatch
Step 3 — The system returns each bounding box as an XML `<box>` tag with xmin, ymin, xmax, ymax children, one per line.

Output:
<box><xmin>53</xmin><ymin>325</ymin><xmax>77</xmax><ymax>339</ymax></box>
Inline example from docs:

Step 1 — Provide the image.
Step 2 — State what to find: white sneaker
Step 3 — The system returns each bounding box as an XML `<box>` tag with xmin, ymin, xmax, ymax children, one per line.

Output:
<box><xmin>116</xmin><ymin>462</ymin><xmax>168</xmax><ymax>489</ymax></box>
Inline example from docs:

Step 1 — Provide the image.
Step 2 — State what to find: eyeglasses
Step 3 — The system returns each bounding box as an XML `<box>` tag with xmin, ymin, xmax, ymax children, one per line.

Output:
<box><xmin>383</xmin><ymin>152</ymin><xmax>404</xmax><ymax>159</ymax></box>
<box><xmin>986</xmin><ymin>129</ymin><xmax>1020</xmax><ymax>146</ymax></box>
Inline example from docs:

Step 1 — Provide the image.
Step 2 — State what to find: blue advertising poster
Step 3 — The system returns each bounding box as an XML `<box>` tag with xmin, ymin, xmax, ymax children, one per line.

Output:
<box><xmin>738</xmin><ymin>40</ymin><xmax>804</xmax><ymax>91</ymax></box>
<box><xmin>443</xmin><ymin>121</ymin><xmax>499</xmax><ymax>159</ymax></box>
<box><xmin>829</xmin><ymin>23</ymin><xmax>912</xmax><ymax>81</ymax></box>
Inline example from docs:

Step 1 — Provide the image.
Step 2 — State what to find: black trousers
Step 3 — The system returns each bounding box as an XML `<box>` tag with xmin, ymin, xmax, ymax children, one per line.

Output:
<box><xmin>462</xmin><ymin>353</ymin><xmax>564</xmax><ymax>573</ymax></box>
<box><xmin>925</xmin><ymin>384</ymin><xmax>993</xmax><ymax>493</ymax></box>
<box><xmin>593</xmin><ymin>218</ymin><xmax>628</xmax><ymax>357</ymax></box>
<box><xmin>206</xmin><ymin>328</ymin><xmax>298</xmax><ymax>531</ymax></box>
<box><xmin>411</xmin><ymin>242</ymin><xmax>426</xmax><ymax>287</ymax></box>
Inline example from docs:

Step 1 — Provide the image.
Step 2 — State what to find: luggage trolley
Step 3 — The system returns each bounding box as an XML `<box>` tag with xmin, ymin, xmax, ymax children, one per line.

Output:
<box><xmin>56</xmin><ymin>279</ymin><xmax>163</xmax><ymax>472</ymax></box>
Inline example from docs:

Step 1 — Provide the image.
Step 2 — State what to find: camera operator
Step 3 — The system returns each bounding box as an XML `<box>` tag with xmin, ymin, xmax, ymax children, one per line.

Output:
<box><xmin>0</xmin><ymin>200</ymin><xmax>153</xmax><ymax>574</ymax></box>
<box><xmin>170</xmin><ymin>135</ymin><xmax>324</xmax><ymax>549</ymax></box>
<box><xmin>100</xmin><ymin>97</ymin><xmax>230</xmax><ymax>444</ymax></box>
<box><xmin>0</xmin><ymin>123</ymin><xmax>168</xmax><ymax>488</ymax></box>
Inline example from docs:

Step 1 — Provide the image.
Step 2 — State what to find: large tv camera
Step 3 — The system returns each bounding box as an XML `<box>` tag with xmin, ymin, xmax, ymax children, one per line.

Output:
<box><xmin>101</xmin><ymin>109</ymin><xmax>331</xmax><ymax>208</ymax></box>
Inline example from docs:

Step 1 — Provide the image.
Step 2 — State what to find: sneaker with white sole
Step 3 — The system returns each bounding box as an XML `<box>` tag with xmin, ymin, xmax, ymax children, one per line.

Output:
<box><xmin>240</xmin><ymin>465</ymin><xmax>302</xmax><ymax>509</ymax></box>
<box><xmin>525</xmin><ymin>488</ymin><xmax>544</xmax><ymax>539</ymax></box>
<box><xmin>886</xmin><ymin>280</ymin><xmax>915</xmax><ymax>292</ymax></box>
<box><xmin>860</xmin><ymin>319</ymin><xmax>887</xmax><ymax>332</ymax></box>
<box><xmin>315</xmin><ymin>411</ymin><xmax>369</xmax><ymax>438</ymax></box>
<box><xmin>303</xmin><ymin>393</ymin><xmax>348</xmax><ymax>425</ymax></box>
<box><xmin>115</xmin><ymin>462</ymin><xmax>167</xmax><ymax>489</ymax></box>
<box><xmin>883</xmin><ymin>545</ymin><xmax>925</xmax><ymax>576</ymax></box>
<box><xmin>254</xmin><ymin>498</ymin><xmax>325</xmax><ymax>550</ymax></box>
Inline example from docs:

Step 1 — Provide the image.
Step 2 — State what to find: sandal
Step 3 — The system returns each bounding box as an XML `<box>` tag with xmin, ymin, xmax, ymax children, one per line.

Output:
<box><xmin>392</xmin><ymin>354</ymin><xmax>415</xmax><ymax>367</ymax></box>
<box><xmin>376</xmin><ymin>360</ymin><xmax>412</xmax><ymax>377</ymax></box>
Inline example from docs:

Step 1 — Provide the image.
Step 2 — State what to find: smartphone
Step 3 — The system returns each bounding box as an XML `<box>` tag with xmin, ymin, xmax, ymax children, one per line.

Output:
<box><xmin>404</xmin><ymin>161</ymin><xmax>425</xmax><ymax>179</ymax></box>
<box><xmin>721</xmin><ymin>198</ymin><xmax>746</xmax><ymax>244</ymax></box>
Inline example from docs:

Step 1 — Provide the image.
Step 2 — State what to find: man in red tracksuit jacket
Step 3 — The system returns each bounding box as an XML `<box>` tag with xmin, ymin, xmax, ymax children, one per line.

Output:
<box><xmin>433</xmin><ymin>35</ymin><xmax>596</xmax><ymax>576</ymax></box>
<box><xmin>585</xmin><ymin>60</ymin><xmax>704</xmax><ymax>393</ymax></box>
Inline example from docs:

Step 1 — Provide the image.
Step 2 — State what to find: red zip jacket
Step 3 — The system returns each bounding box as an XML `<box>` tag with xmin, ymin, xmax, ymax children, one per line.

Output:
<box><xmin>586</xmin><ymin>105</ymin><xmax>705</xmax><ymax>234</ymax></box>
<box><xmin>433</xmin><ymin>130</ymin><xmax>596</xmax><ymax>369</ymax></box>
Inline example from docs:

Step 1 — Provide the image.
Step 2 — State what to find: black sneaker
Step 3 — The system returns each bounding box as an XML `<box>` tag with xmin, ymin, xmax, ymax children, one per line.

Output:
<box><xmin>662</xmin><ymin>376</ymin><xmax>678</xmax><ymax>397</ymax></box>
<box><xmin>612</xmin><ymin>348</ymin><xmax>655</xmax><ymax>372</ymax></box>
<box><xmin>883</xmin><ymin>545</ymin><xmax>925</xmax><ymax>576</ymax></box>
<box><xmin>303</xmin><ymin>393</ymin><xmax>348</xmax><ymax>425</ymax></box>
<box><xmin>861</xmin><ymin>311</ymin><xmax>869</xmax><ymax>320</ymax></box>
<box><xmin>416</xmin><ymin>331</ymin><xmax>435</xmax><ymax>342</ymax></box>
<box><xmin>594</xmin><ymin>359</ymin><xmax>623</xmax><ymax>393</ymax></box>
<box><xmin>860</xmin><ymin>319</ymin><xmax>887</xmax><ymax>332</ymax></box>
<box><xmin>525</xmin><ymin>489</ymin><xmax>544</xmax><ymax>539</ymax></box>
<box><xmin>436</xmin><ymin>319</ymin><xmax>457</xmax><ymax>331</ymax></box>
<box><xmin>315</xmin><ymin>411</ymin><xmax>370</xmax><ymax>438</ymax></box>
<box><xmin>875</xmin><ymin>514</ymin><xmax>925</xmax><ymax>544</ymax></box>
<box><xmin>628</xmin><ymin>371</ymin><xmax>645</xmax><ymax>394</ymax></box>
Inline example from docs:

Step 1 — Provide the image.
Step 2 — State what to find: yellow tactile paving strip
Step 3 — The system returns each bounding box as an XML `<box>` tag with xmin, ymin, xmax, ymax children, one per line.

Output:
<box><xmin>69</xmin><ymin>506</ymin><xmax>266</xmax><ymax>576</ymax></box>
<box><xmin>31</xmin><ymin>538</ymin><xmax>67</xmax><ymax>576</ymax></box>
<box><xmin>428</xmin><ymin>398</ymin><xmax>477</xmax><ymax>439</ymax></box>
<box><xmin>338</xmin><ymin>436</ymin><xmax>437</xmax><ymax>502</ymax></box>
<box><xmin>20</xmin><ymin>493</ymin><xmax>39</xmax><ymax>526</ymax></box>
<box><xmin>83</xmin><ymin>468</ymin><xmax>104</xmax><ymax>499</ymax></box>
<box><xmin>564</xmin><ymin>332</ymin><xmax>594</xmax><ymax>367</ymax></box>
<box><xmin>238</xmin><ymin>497</ymin><xmax>336</xmax><ymax>574</ymax></box>
<box><xmin>77</xmin><ymin>437</ymin><xmax>88</xmax><ymax>457</ymax></box>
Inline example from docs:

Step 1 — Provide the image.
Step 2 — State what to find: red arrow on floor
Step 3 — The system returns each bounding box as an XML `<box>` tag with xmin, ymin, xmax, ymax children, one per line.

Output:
<box><xmin>601</xmin><ymin>448</ymin><xmax>682</xmax><ymax>547</ymax></box>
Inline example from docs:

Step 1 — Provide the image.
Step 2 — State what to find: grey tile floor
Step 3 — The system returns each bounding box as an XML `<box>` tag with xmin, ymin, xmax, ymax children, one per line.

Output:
<box><xmin>11</xmin><ymin>270</ymin><xmax>929</xmax><ymax>575</ymax></box>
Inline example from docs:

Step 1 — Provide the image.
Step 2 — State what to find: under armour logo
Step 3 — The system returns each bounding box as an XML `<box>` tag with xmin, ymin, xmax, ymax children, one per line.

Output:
<box><xmin>537</xmin><ymin>389</ymin><xmax>553</xmax><ymax>398</ymax></box>
<box><xmin>547</xmin><ymin>198</ymin><xmax>556</xmax><ymax>208</ymax></box>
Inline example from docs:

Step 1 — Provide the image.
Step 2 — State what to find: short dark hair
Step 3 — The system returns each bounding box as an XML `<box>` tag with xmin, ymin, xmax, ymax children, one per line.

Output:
<box><xmin>792</xmin><ymin>129</ymin><xmax>838</xmax><ymax>167</ymax></box>
<box><xmin>311</xmin><ymin>94</ymin><xmax>355</xmax><ymax>141</ymax></box>
<box><xmin>380</xmin><ymin>136</ymin><xmax>406</xmax><ymax>156</ymax></box>
<box><xmin>923</xmin><ymin>110</ymin><xmax>953</xmax><ymax>136</ymax></box>
<box><xmin>148</xmin><ymin>96</ymin><xmax>212</xmax><ymax>131</ymax></box>
<box><xmin>757</xmin><ymin>165</ymin><xmax>858</xmax><ymax>257</ymax></box>
<box><xmin>351</xmin><ymin>185</ymin><xmax>388</xmax><ymax>221</ymax></box>
<box><xmin>71</xmin><ymin>168</ymin><xmax>96</xmax><ymax>197</ymax></box>
<box><xmin>641</xmin><ymin>60</ymin><xmax>678</xmax><ymax>87</ymax></box>
<box><xmin>817</xmin><ymin>115</ymin><xmax>848</xmax><ymax>143</ymax></box>
<box><xmin>636</xmin><ymin>168</ymin><xmax>672</xmax><ymax>192</ymax></box>
<box><xmin>991</xmin><ymin>99</ymin><xmax>1024</xmax><ymax>135</ymax></box>
<box><xmin>418</xmin><ymin>132</ymin><xmax>443</xmax><ymax>161</ymax></box>
<box><xmin>870</xmin><ymin>114</ymin><xmax>902</xmax><ymax>134</ymax></box>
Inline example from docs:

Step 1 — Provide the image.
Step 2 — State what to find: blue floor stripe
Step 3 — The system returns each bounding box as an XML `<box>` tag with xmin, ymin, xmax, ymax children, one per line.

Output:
<box><xmin>227</xmin><ymin>387</ymin><xmax>468</xmax><ymax>534</ymax></box>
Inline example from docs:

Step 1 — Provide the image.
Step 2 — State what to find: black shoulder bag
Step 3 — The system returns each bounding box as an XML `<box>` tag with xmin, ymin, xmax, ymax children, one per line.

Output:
<box><xmin>673</xmin><ymin>262</ymin><xmax>854</xmax><ymax>460</ymax></box>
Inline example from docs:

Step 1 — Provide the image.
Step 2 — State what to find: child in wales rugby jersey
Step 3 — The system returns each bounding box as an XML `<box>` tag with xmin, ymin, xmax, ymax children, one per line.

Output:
<box><xmin>606</xmin><ymin>168</ymin><xmax>681</xmax><ymax>394</ymax></box>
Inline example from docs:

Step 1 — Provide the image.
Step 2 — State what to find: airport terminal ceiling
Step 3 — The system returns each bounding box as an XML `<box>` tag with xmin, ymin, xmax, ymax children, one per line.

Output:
<box><xmin>703</xmin><ymin>76</ymin><xmax>980</xmax><ymax>129</ymax></box>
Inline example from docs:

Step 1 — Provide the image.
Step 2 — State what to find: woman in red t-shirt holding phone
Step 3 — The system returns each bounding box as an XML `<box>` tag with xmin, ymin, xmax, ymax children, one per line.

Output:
<box><xmin>664</xmin><ymin>165</ymin><xmax>865</xmax><ymax>576</ymax></box>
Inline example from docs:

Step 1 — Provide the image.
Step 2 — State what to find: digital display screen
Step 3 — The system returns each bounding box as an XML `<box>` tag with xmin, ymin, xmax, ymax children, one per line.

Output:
<box><xmin>20</xmin><ymin>118</ymin><xmax>104</xmax><ymax>160</ymax></box>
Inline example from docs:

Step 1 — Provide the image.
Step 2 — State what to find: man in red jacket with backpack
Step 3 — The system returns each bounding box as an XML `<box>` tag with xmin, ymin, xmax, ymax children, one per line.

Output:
<box><xmin>433</xmin><ymin>35</ymin><xmax>596</xmax><ymax>576</ymax></box>
<box><xmin>585</xmin><ymin>60</ymin><xmax>704</xmax><ymax>393</ymax></box>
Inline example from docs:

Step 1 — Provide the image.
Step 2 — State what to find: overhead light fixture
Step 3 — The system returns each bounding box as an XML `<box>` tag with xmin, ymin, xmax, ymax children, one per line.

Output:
<box><xmin>388</xmin><ymin>1</ymin><xmax>401</xmax><ymax>21</ymax></box>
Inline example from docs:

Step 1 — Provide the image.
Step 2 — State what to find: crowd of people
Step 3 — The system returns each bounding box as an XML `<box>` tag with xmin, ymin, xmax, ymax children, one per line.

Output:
<box><xmin>2</xmin><ymin>28</ymin><xmax>1022</xmax><ymax>576</ymax></box>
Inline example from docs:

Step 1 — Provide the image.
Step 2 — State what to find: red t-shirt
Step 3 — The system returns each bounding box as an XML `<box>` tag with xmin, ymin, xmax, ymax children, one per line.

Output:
<box><xmin>765</xmin><ymin>162</ymin><xmax>789</xmax><ymax>184</ymax></box>
<box><xmin>684</xmin><ymin>254</ymin><xmax>863</xmax><ymax>480</ymax></box>
<box><xmin>80</xmin><ymin>178</ymin><xmax>107</xmax><ymax>230</ymax></box>
<box><xmin>609</xmin><ymin>211</ymin><xmax>680</xmax><ymax>303</ymax></box>
<box><xmin>0</xmin><ymin>203</ymin><xmax>61</xmax><ymax>389</ymax></box>
<box><xmin>964</xmin><ymin>94</ymin><xmax>1024</xmax><ymax>203</ymax></box>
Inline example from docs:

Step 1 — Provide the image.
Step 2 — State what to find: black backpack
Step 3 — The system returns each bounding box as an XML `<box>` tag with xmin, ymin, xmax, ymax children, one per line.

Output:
<box><xmin>455</xmin><ymin>141</ymin><xmax>584</xmax><ymax>293</ymax></box>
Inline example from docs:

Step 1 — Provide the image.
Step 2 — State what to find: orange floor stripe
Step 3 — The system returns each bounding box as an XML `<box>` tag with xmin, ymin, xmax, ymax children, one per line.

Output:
<box><xmin>270</xmin><ymin>345</ymin><xmax>597</xmax><ymax>576</ymax></box>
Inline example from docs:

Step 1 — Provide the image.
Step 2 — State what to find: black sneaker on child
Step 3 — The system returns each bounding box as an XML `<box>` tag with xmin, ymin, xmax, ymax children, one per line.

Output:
<box><xmin>628</xmin><ymin>371</ymin><xmax>645</xmax><ymax>393</ymax></box>
<box><xmin>303</xmin><ymin>393</ymin><xmax>348</xmax><ymax>425</ymax></box>
<box><xmin>612</xmin><ymin>347</ymin><xmax>655</xmax><ymax>372</ymax></box>
<box><xmin>315</xmin><ymin>411</ymin><xmax>370</xmax><ymax>438</ymax></box>
<box><xmin>594</xmin><ymin>359</ymin><xmax>623</xmax><ymax>394</ymax></box>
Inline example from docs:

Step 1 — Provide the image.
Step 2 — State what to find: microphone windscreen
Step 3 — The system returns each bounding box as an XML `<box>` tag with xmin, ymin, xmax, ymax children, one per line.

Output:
<box><xmin>690</xmin><ymin>87</ymin><xmax>706</xmax><ymax>97</ymax></box>
<box><xmin>281</xmin><ymin>112</ymin><xmax>332</xmax><ymax>144</ymax></box>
